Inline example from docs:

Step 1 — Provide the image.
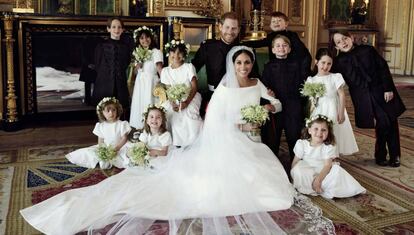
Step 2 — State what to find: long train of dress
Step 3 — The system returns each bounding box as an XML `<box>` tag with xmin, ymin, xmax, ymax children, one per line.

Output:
<box><xmin>20</xmin><ymin>83</ymin><xmax>335</xmax><ymax>235</ymax></box>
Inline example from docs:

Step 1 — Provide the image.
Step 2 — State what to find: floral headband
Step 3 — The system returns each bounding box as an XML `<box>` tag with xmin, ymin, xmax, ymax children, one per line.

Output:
<box><xmin>142</xmin><ymin>104</ymin><xmax>167</xmax><ymax>121</ymax></box>
<box><xmin>96</xmin><ymin>97</ymin><xmax>119</xmax><ymax>112</ymax></box>
<box><xmin>305</xmin><ymin>114</ymin><xmax>333</xmax><ymax>128</ymax></box>
<box><xmin>133</xmin><ymin>26</ymin><xmax>155</xmax><ymax>42</ymax></box>
<box><xmin>164</xmin><ymin>39</ymin><xmax>190</xmax><ymax>57</ymax></box>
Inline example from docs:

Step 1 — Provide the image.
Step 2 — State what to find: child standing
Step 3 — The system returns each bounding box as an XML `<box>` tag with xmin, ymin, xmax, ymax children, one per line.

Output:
<box><xmin>137</xmin><ymin>105</ymin><xmax>172</xmax><ymax>169</ymax></box>
<box><xmin>66</xmin><ymin>97</ymin><xmax>131</xmax><ymax>169</ymax></box>
<box><xmin>92</xmin><ymin>17</ymin><xmax>133</xmax><ymax>110</ymax></box>
<box><xmin>291</xmin><ymin>115</ymin><xmax>366</xmax><ymax>199</ymax></box>
<box><xmin>245</xmin><ymin>11</ymin><xmax>311</xmax><ymax>70</ymax></box>
<box><xmin>306</xmin><ymin>48</ymin><xmax>358</xmax><ymax>155</ymax></box>
<box><xmin>261</xmin><ymin>35</ymin><xmax>306</xmax><ymax>167</ymax></box>
<box><xmin>160</xmin><ymin>39</ymin><xmax>202</xmax><ymax>147</ymax></box>
<box><xmin>331</xmin><ymin>30</ymin><xmax>406</xmax><ymax>167</ymax></box>
<box><xmin>129</xmin><ymin>26</ymin><xmax>164</xmax><ymax>129</ymax></box>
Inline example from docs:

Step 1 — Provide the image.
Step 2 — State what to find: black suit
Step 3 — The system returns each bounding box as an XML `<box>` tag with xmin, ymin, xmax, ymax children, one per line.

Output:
<box><xmin>332</xmin><ymin>45</ymin><xmax>406</xmax><ymax>162</ymax></box>
<box><xmin>261</xmin><ymin>57</ymin><xmax>306</xmax><ymax>162</ymax></box>
<box><xmin>92</xmin><ymin>37</ymin><xmax>133</xmax><ymax>109</ymax></box>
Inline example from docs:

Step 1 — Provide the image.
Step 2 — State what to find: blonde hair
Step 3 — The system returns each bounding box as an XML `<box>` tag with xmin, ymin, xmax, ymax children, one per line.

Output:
<box><xmin>272</xmin><ymin>34</ymin><xmax>291</xmax><ymax>48</ymax></box>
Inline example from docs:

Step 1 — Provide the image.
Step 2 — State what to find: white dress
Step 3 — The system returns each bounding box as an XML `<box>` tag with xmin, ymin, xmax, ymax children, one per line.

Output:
<box><xmin>20</xmin><ymin>82</ymin><xmax>295</xmax><ymax>235</ymax></box>
<box><xmin>291</xmin><ymin>139</ymin><xmax>366</xmax><ymax>199</ymax></box>
<box><xmin>306</xmin><ymin>73</ymin><xmax>359</xmax><ymax>155</ymax></box>
<box><xmin>129</xmin><ymin>48</ymin><xmax>163</xmax><ymax>129</ymax></box>
<box><xmin>66</xmin><ymin>120</ymin><xmax>131</xmax><ymax>169</ymax></box>
<box><xmin>160</xmin><ymin>63</ymin><xmax>203</xmax><ymax>146</ymax></box>
<box><xmin>138</xmin><ymin>130</ymin><xmax>172</xmax><ymax>169</ymax></box>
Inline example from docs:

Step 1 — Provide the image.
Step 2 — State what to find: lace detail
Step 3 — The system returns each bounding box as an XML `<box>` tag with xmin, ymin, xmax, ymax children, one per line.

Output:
<box><xmin>293</xmin><ymin>191</ymin><xmax>336</xmax><ymax>235</ymax></box>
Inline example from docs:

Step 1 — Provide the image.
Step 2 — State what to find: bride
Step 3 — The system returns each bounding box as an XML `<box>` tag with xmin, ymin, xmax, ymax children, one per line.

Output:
<box><xmin>20</xmin><ymin>46</ymin><xmax>295</xmax><ymax>235</ymax></box>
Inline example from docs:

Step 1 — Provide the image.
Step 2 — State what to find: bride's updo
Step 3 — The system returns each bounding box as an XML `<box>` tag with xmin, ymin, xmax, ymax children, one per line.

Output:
<box><xmin>232</xmin><ymin>48</ymin><xmax>255</xmax><ymax>63</ymax></box>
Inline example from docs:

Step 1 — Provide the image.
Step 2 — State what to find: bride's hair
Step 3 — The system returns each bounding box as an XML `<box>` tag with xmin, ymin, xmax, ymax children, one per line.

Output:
<box><xmin>221</xmin><ymin>46</ymin><xmax>255</xmax><ymax>88</ymax></box>
<box><xmin>232</xmin><ymin>49</ymin><xmax>255</xmax><ymax>63</ymax></box>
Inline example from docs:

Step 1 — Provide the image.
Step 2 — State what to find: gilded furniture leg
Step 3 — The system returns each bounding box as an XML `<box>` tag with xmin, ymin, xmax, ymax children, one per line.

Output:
<box><xmin>2</xmin><ymin>14</ymin><xmax>19</xmax><ymax>123</ymax></box>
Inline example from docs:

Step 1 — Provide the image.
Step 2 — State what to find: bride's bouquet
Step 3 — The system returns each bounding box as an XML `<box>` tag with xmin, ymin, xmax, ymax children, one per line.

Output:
<box><xmin>166</xmin><ymin>83</ymin><xmax>191</xmax><ymax>104</ymax></box>
<box><xmin>127</xmin><ymin>142</ymin><xmax>150</xmax><ymax>167</ymax></box>
<box><xmin>300</xmin><ymin>81</ymin><xmax>326</xmax><ymax>114</ymax></box>
<box><xmin>241</xmin><ymin>104</ymin><xmax>269</xmax><ymax>126</ymax></box>
<box><xmin>132</xmin><ymin>46</ymin><xmax>152</xmax><ymax>65</ymax></box>
<box><xmin>96</xmin><ymin>144</ymin><xmax>117</xmax><ymax>162</ymax></box>
<box><xmin>240</xmin><ymin>104</ymin><xmax>269</xmax><ymax>142</ymax></box>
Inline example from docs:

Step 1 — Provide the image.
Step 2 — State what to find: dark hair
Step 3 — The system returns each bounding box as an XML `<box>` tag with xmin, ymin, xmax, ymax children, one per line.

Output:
<box><xmin>168</xmin><ymin>43</ymin><xmax>189</xmax><ymax>58</ymax></box>
<box><xmin>232</xmin><ymin>49</ymin><xmax>255</xmax><ymax>63</ymax></box>
<box><xmin>311</xmin><ymin>48</ymin><xmax>333</xmax><ymax>75</ymax></box>
<box><xmin>135</xmin><ymin>29</ymin><xmax>158</xmax><ymax>49</ymax></box>
<box><xmin>271</xmin><ymin>34</ymin><xmax>291</xmax><ymax>48</ymax></box>
<box><xmin>270</xmin><ymin>11</ymin><xmax>289</xmax><ymax>21</ymax></box>
<box><xmin>96</xmin><ymin>98</ymin><xmax>123</xmax><ymax>122</ymax></box>
<box><xmin>106</xmin><ymin>17</ymin><xmax>124</xmax><ymax>28</ymax></box>
<box><xmin>301</xmin><ymin>118</ymin><xmax>336</xmax><ymax>145</ymax></box>
<box><xmin>220</xmin><ymin>11</ymin><xmax>239</xmax><ymax>25</ymax></box>
<box><xmin>143</xmin><ymin>107</ymin><xmax>167</xmax><ymax>135</ymax></box>
<box><xmin>329</xmin><ymin>30</ymin><xmax>352</xmax><ymax>55</ymax></box>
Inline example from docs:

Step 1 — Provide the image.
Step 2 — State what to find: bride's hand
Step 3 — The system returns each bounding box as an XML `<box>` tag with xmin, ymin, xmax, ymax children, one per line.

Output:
<box><xmin>263</xmin><ymin>104</ymin><xmax>275</xmax><ymax>113</ymax></box>
<box><xmin>239</xmin><ymin>123</ymin><xmax>259</xmax><ymax>131</ymax></box>
<box><xmin>171</xmin><ymin>101</ymin><xmax>179</xmax><ymax>112</ymax></box>
<box><xmin>267</xmin><ymin>88</ymin><xmax>275</xmax><ymax>97</ymax></box>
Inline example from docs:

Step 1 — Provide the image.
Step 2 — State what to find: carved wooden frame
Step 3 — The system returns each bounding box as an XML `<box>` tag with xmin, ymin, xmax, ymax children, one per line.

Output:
<box><xmin>17</xmin><ymin>16</ymin><xmax>165</xmax><ymax>114</ymax></box>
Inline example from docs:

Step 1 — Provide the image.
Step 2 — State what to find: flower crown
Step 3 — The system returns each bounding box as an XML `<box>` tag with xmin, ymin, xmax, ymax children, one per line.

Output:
<box><xmin>164</xmin><ymin>39</ymin><xmax>190</xmax><ymax>57</ymax></box>
<box><xmin>133</xmin><ymin>26</ymin><xmax>155</xmax><ymax>42</ymax></box>
<box><xmin>96</xmin><ymin>97</ymin><xmax>118</xmax><ymax>112</ymax></box>
<box><xmin>305</xmin><ymin>114</ymin><xmax>333</xmax><ymax>128</ymax></box>
<box><xmin>142</xmin><ymin>104</ymin><xmax>167</xmax><ymax>121</ymax></box>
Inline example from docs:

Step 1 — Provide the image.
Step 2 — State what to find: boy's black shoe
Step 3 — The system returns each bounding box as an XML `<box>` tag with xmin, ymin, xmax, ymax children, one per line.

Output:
<box><xmin>389</xmin><ymin>157</ymin><xmax>400</xmax><ymax>168</ymax></box>
<box><xmin>375</xmin><ymin>160</ymin><xmax>388</xmax><ymax>166</ymax></box>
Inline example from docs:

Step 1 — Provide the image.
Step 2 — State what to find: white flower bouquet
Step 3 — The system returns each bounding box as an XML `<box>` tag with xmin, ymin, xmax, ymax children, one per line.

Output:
<box><xmin>96</xmin><ymin>144</ymin><xmax>117</xmax><ymax>162</ymax></box>
<box><xmin>241</xmin><ymin>104</ymin><xmax>269</xmax><ymax>126</ymax></box>
<box><xmin>128</xmin><ymin>142</ymin><xmax>150</xmax><ymax>167</ymax></box>
<box><xmin>166</xmin><ymin>83</ymin><xmax>191</xmax><ymax>104</ymax></box>
<box><xmin>300</xmin><ymin>82</ymin><xmax>326</xmax><ymax>113</ymax></box>
<box><xmin>132</xmin><ymin>46</ymin><xmax>152</xmax><ymax>65</ymax></box>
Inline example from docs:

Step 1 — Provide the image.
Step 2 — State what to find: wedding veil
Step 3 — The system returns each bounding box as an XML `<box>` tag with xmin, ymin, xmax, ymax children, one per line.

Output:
<box><xmin>220</xmin><ymin>45</ymin><xmax>255</xmax><ymax>88</ymax></box>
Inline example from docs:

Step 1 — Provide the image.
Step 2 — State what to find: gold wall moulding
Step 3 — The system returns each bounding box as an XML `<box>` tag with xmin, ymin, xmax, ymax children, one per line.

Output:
<box><xmin>13</xmin><ymin>0</ymin><xmax>34</xmax><ymax>13</ymax></box>
<box><xmin>148</xmin><ymin>0</ymin><xmax>223</xmax><ymax>17</ymax></box>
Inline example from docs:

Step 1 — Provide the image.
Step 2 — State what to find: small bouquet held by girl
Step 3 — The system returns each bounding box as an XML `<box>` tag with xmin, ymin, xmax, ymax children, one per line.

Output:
<box><xmin>96</xmin><ymin>144</ymin><xmax>117</xmax><ymax>163</ymax></box>
<box><xmin>166</xmin><ymin>83</ymin><xmax>191</xmax><ymax>111</ymax></box>
<box><xmin>131</xmin><ymin>26</ymin><xmax>154</xmax><ymax>66</ymax></box>
<box><xmin>166</xmin><ymin>83</ymin><xmax>191</xmax><ymax>107</ymax></box>
<box><xmin>132</xmin><ymin>46</ymin><xmax>152</xmax><ymax>65</ymax></box>
<box><xmin>240</xmin><ymin>104</ymin><xmax>269</xmax><ymax>142</ymax></box>
<box><xmin>300</xmin><ymin>81</ymin><xmax>326</xmax><ymax>115</ymax></box>
<box><xmin>127</xmin><ymin>142</ymin><xmax>150</xmax><ymax>167</ymax></box>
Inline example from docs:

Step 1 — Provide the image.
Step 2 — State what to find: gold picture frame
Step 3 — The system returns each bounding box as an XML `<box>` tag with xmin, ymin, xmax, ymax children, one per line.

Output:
<box><xmin>31</xmin><ymin>0</ymin><xmax>121</xmax><ymax>15</ymax></box>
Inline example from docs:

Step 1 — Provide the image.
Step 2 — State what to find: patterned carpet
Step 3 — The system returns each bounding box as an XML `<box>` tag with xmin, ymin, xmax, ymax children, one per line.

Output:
<box><xmin>1</xmin><ymin>86</ymin><xmax>413</xmax><ymax>235</ymax></box>
<box><xmin>1</xmin><ymin>145</ymin><xmax>335</xmax><ymax>235</ymax></box>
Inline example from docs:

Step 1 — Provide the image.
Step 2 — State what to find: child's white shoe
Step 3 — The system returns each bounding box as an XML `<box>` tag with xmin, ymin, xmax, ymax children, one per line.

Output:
<box><xmin>99</xmin><ymin>161</ymin><xmax>112</xmax><ymax>169</ymax></box>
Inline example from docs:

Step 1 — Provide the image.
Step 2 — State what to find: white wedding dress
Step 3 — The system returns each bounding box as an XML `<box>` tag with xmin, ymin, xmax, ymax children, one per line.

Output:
<box><xmin>20</xmin><ymin>46</ymin><xmax>333</xmax><ymax>235</ymax></box>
